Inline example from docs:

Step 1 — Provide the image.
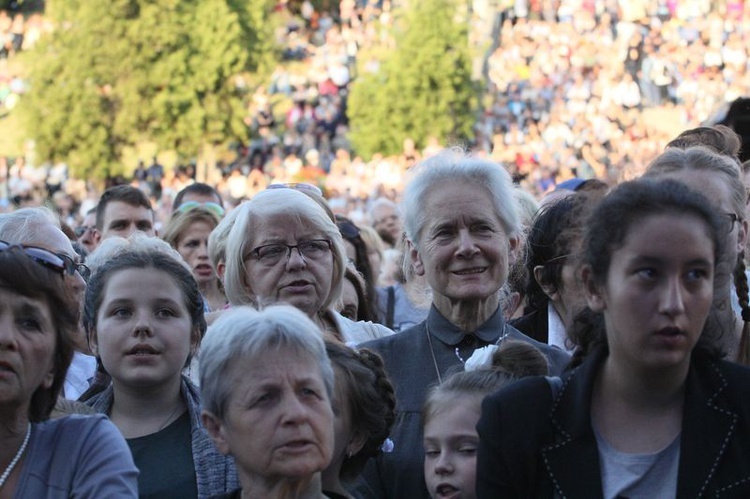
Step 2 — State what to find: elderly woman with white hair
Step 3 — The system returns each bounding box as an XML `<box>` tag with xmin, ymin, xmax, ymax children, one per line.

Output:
<box><xmin>222</xmin><ymin>187</ymin><xmax>392</xmax><ymax>344</ymax></box>
<box><xmin>357</xmin><ymin>149</ymin><xmax>571</xmax><ymax>499</ymax></box>
<box><xmin>200</xmin><ymin>305</ymin><xmax>336</xmax><ymax>499</ymax></box>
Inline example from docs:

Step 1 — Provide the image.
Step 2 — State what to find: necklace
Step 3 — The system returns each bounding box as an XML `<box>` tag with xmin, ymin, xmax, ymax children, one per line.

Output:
<box><xmin>0</xmin><ymin>423</ymin><xmax>31</xmax><ymax>490</ymax></box>
<box><xmin>425</xmin><ymin>323</ymin><xmax>443</xmax><ymax>384</ymax></box>
<box><xmin>158</xmin><ymin>403</ymin><xmax>184</xmax><ymax>432</ymax></box>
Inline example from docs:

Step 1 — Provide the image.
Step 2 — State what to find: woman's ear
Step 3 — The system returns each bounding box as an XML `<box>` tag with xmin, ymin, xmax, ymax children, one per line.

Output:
<box><xmin>581</xmin><ymin>265</ymin><xmax>605</xmax><ymax>312</ymax></box>
<box><xmin>346</xmin><ymin>429</ymin><xmax>368</xmax><ymax>458</ymax></box>
<box><xmin>507</xmin><ymin>235</ymin><xmax>521</xmax><ymax>266</ymax></box>
<box><xmin>737</xmin><ymin>218</ymin><xmax>748</xmax><ymax>254</ymax></box>
<box><xmin>533</xmin><ymin>265</ymin><xmax>559</xmax><ymax>301</ymax></box>
<box><xmin>202</xmin><ymin>411</ymin><xmax>230</xmax><ymax>455</ymax></box>
<box><xmin>88</xmin><ymin>327</ymin><xmax>99</xmax><ymax>357</ymax></box>
<box><xmin>409</xmin><ymin>239</ymin><xmax>424</xmax><ymax>277</ymax></box>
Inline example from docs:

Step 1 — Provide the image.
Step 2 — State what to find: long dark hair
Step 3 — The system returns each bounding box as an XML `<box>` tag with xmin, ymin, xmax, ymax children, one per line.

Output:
<box><xmin>569</xmin><ymin>179</ymin><xmax>726</xmax><ymax>367</ymax></box>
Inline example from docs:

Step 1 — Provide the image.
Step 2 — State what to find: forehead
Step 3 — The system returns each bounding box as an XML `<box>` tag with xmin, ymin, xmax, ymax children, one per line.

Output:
<box><xmin>422</xmin><ymin>183</ymin><xmax>501</xmax><ymax>227</ymax></box>
<box><xmin>250</xmin><ymin>213</ymin><xmax>323</xmax><ymax>243</ymax></box>
<box><xmin>103</xmin><ymin>201</ymin><xmax>153</xmax><ymax>222</ymax></box>
<box><xmin>102</xmin><ymin>267</ymin><xmax>187</xmax><ymax>302</ymax></box>
<box><xmin>242</xmin><ymin>348</ymin><xmax>324</xmax><ymax>386</ymax></box>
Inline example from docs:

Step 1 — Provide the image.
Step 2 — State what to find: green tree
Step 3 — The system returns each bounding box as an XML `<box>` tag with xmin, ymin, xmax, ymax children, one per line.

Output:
<box><xmin>19</xmin><ymin>0</ymin><xmax>274</xmax><ymax>180</ymax></box>
<box><xmin>347</xmin><ymin>0</ymin><xmax>477</xmax><ymax>159</ymax></box>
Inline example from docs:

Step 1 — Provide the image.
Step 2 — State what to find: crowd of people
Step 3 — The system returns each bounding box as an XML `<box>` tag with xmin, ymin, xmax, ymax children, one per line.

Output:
<box><xmin>3</xmin><ymin>129</ymin><xmax>750</xmax><ymax>497</ymax></box>
<box><xmin>4</xmin><ymin>1</ymin><xmax>750</xmax><ymax>498</ymax></box>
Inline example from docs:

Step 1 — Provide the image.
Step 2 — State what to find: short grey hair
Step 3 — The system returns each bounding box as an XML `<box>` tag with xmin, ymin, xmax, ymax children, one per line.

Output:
<box><xmin>369</xmin><ymin>197</ymin><xmax>400</xmax><ymax>222</ymax></box>
<box><xmin>223</xmin><ymin>188</ymin><xmax>346</xmax><ymax>310</ymax></box>
<box><xmin>199</xmin><ymin>305</ymin><xmax>334</xmax><ymax>419</ymax></box>
<box><xmin>401</xmin><ymin>148</ymin><xmax>521</xmax><ymax>249</ymax></box>
<box><xmin>0</xmin><ymin>207</ymin><xmax>60</xmax><ymax>242</ymax></box>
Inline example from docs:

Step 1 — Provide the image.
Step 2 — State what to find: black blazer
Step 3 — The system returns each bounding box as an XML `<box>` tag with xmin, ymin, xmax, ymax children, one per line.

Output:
<box><xmin>510</xmin><ymin>308</ymin><xmax>549</xmax><ymax>344</ymax></box>
<box><xmin>476</xmin><ymin>346</ymin><xmax>750</xmax><ymax>498</ymax></box>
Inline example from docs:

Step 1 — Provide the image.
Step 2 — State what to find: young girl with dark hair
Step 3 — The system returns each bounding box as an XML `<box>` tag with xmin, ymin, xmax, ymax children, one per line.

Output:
<box><xmin>477</xmin><ymin>179</ymin><xmax>750</xmax><ymax>498</ymax></box>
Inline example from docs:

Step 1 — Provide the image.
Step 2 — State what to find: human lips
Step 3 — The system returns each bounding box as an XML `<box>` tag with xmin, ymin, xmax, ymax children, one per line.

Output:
<box><xmin>278</xmin><ymin>438</ymin><xmax>316</xmax><ymax>453</ymax></box>
<box><xmin>126</xmin><ymin>344</ymin><xmax>160</xmax><ymax>356</ymax></box>
<box><xmin>653</xmin><ymin>326</ymin><xmax>687</xmax><ymax>345</ymax></box>
<box><xmin>194</xmin><ymin>264</ymin><xmax>213</xmax><ymax>276</ymax></box>
<box><xmin>435</xmin><ymin>483</ymin><xmax>461</xmax><ymax>499</ymax></box>
<box><xmin>0</xmin><ymin>359</ymin><xmax>16</xmax><ymax>376</ymax></box>
<box><xmin>283</xmin><ymin>280</ymin><xmax>313</xmax><ymax>292</ymax></box>
<box><xmin>452</xmin><ymin>267</ymin><xmax>487</xmax><ymax>276</ymax></box>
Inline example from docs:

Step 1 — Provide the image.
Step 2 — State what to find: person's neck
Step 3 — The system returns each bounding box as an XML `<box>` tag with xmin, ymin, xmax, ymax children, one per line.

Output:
<box><xmin>241</xmin><ymin>472</ymin><xmax>325</xmax><ymax>499</ymax></box>
<box><xmin>320</xmin><ymin>461</ymin><xmax>349</xmax><ymax>498</ymax></box>
<box><xmin>109</xmin><ymin>376</ymin><xmax>185</xmax><ymax>438</ymax></box>
<box><xmin>0</xmin><ymin>411</ymin><xmax>29</xmax><ymax>469</ymax></box>
<box><xmin>432</xmin><ymin>294</ymin><xmax>499</xmax><ymax>333</ymax></box>
<box><xmin>599</xmin><ymin>355</ymin><xmax>688</xmax><ymax>413</ymax></box>
<box><xmin>199</xmin><ymin>279</ymin><xmax>226</xmax><ymax>311</ymax></box>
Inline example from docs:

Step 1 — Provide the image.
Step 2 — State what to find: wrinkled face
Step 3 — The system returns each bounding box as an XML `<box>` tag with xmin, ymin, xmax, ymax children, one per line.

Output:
<box><xmin>243</xmin><ymin>214</ymin><xmax>334</xmax><ymax>317</ymax></box>
<box><xmin>210</xmin><ymin>350</ymin><xmax>334</xmax><ymax>485</ymax></box>
<box><xmin>176</xmin><ymin>221</ymin><xmax>216</xmax><ymax>286</ymax></box>
<box><xmin>587</xmin><ymin>213</ymin><xmax>715</xmax><ymax>373</ymax></box>
<box><xmin>91</xmin><ymin>268</ymin><xmax>195</xmax><ymax>389</ymax></box>
<box><xmin>412</xmin><ymin>182</ymin><xmax>519</xmax><ymax>307</ymax></box>
<box><xmin>99</xmin><ymin>201</ymin><xmax>155</xmax><ymax>240</ymax></box>
<box><xmin>423</xmin><ymin>398</ymin><xmax>481</xmax><ymax>499</ymax></box>
<box><xmin>0</xmin><ymin>288</ymin><xmax>56</xmax><ymax>410</ymax></box>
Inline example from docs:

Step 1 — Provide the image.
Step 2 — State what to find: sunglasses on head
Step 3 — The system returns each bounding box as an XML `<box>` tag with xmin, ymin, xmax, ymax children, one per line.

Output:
<box><xmin>0</xmin><ymin>240</ymin><xmax>91</xmax><ymax>280</ymax></box>
<box><xmin>177</xmin><ymin>201</ymin><xmax>225</xmax><ymax>218</ymax></box>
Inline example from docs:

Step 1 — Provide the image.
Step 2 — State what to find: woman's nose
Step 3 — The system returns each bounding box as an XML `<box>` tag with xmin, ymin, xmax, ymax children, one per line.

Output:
<box><xmin>659</xmin><ymin>277</ymin><xmax>686</xmax><ymax>316</ymax></box>
<box><xmin>434</xmin><ymin>450</ymin><xmax>454</xmax><ymax>476</ymax></box>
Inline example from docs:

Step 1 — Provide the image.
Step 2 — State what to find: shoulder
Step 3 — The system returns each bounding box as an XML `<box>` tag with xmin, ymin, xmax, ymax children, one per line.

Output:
<box><xmin>359</xmin><ymin>321</ymin><xmax>425</xmax><ymax>353</ymax></box>
<box><xmin>505</xmin><ymin>324</ymin><xmax>571</xmax><ymax>375</ymax></box>
<box><xmin>478</xmin><ymin>376</ymin><xmax>555</xmax><ymax>443</ymax></box>
<box><xmin>330</xmin><ymin>310</ymin><xmax>394</xmax><ymax>345</ymax></box>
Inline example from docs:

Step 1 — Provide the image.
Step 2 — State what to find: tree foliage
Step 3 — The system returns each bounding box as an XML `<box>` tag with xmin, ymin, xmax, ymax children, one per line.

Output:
<box><xmin>347</xmin><ymin>0</ymin><xmax>477</xmax><ymax>159</ymax></box>
<box><xmin>19</xmin><ymin>0</ymin><xmax>274</xmax><ymax>179</ymax></box>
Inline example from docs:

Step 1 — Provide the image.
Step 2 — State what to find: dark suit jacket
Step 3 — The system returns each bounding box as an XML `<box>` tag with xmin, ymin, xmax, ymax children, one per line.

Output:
<box><xmin>477</xmin><ymin>346</ymin><xmax>750</xmax><ymax>498</ymax></box>
<box><xmin>510</xmin><ymin>307</ymin><xmax>549</xmax><ymax>344</ymax></box>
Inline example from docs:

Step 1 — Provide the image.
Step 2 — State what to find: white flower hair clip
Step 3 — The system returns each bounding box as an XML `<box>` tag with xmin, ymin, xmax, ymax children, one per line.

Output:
<box><xmin>464</xmin><ymin>345</ymin><xmax>499</xmax><ymax>372</ymax></box>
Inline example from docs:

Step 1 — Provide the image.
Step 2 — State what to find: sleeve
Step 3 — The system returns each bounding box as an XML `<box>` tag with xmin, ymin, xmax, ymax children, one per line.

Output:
<box><xmin>70</xmin><ymin>417</ymin><xmax>139</xmax><ymax>498</ymax></box>
<box><xmin>476</xmin><ymin>391</ymin><xmax>517</xmax><ymax>498</ymax></box>
<box><xmin>476</xmin><ymin>378</ymin><xmax>554</xmax><ymax>499</ymax></box>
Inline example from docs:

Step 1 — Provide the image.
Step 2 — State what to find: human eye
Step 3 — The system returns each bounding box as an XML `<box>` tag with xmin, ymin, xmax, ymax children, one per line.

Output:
<box><xmin>341</xmin><ymin>306</ymin><xmax>357</xmax><ymax>320</ymax></box>
<box><xmin>471</xmin><ymin>222</ymin><xmax>494</xmax><ymax>234</ymax></box>
<box><xmin>110</xmin><ymin>221</ymin><xmax>127</xmax><ymax>231</ymax></box>
<box><xmin>258</xmin><ymin>245</ymin><xmax>285</xmax><ymax>260</ymax></box>
<box><xmin>138</xmin><ymin>221</ymin><xmax>153</xmax><ymax>231</ymax></box>
<box><xmin>424</xmin><ymin>446</ymin><xmax>440</xmax><ymax>458</ymax></box>
<box><xmin>110</xmin><ymin>307</ymin><xmax>132</xmax><ymax>318</ymax></box>
<box><xmin>301</xmin><ymin>386</ymin><xmax>323</xmax><ymax>399</ymax></box>
<box><xmin>301</xmin><ymin>240</ymin><xmax>329</xmax><ymax>256</ymax></box>
<box><xmin>17</xmin><ymin>316</ymin><xmax>42</xmax><ymax>332</ymax></box>
<box><xmin>458</xmin><ymin>443</ymin><xmax>478</xmax><ymax>455</ymax></box>
<box><xmin>685</xmin><ymin>267</ymin><xmax>711</xmax><ymax>282</ymax></box>
<box><xmin>635</xmin><ymin>268</ymin><xmax>657</xmax><ymax>280</ymax></box>
<box><xmin>155</xmin><ymin>308</ymin><xmax>177</xmax><ymax>318</ymax></box>
<box><xmin>252</xmin><ymin>390</ymin><xmax>278</xmax><ymax>407</ymax></box>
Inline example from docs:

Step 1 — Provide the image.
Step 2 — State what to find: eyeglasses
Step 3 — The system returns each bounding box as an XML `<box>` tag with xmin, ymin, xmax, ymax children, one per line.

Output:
<box><xmin>0</xmin><ymin>240</ymin><xmax>91</xmax><ymax>280</ymax></box>
<box><xmin>545</xmin><ymin>254</ymin><xmax>573</xmax><ymax>265</ymax></box>
<box><xmin>724</xmin><ymin>212</ymin><xmax>740</xmax><ymax>233</ymax></box>
<box><xmin>266</xmin><ymin>183</ymin><xmax>323</xmax><ymax>197</ymax></box>
<box><xmin>246</xmin><ymin>239</ymin><xmax>332</xmax><ymax>266</ymax></box>
<box><xmin>74</xmin><ymin>225</ymin><xmax>95</xmax><ymax>238</ymax></box>
<box><xmin>177</xmin><ymin>201</ymin><xmax>225</xmax><ymax>218</ymax></box>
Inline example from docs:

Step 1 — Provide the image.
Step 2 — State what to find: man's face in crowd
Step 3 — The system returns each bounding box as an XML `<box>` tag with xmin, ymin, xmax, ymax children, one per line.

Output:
<box><xmin>97</xmin><ymin>201</ymin><xmax>155</xmax><ymax>241</ymax></box>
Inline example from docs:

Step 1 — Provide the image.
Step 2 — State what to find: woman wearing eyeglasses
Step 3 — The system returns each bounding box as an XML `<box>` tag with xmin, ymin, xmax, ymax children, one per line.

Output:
<box><xmin>223</xmin><ymin>188</ymin><xmax>393</xmax><ymax>345</ymax></box>
<box><xmin>163</xmin><ymin>207</ymin><xmax>226</xmax><ymax>313</ymax></box>
<box><xmin>0</xmin><ymin>245</ymin><xmax>138</xmax><ymax>497</ymax></box>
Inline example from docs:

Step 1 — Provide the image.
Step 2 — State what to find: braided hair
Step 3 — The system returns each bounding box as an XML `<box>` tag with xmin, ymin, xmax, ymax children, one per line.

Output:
<box><xmin>325</xmin><ymin>341</ymin><xmax>396</xmax><ymax>483</ymax></box>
